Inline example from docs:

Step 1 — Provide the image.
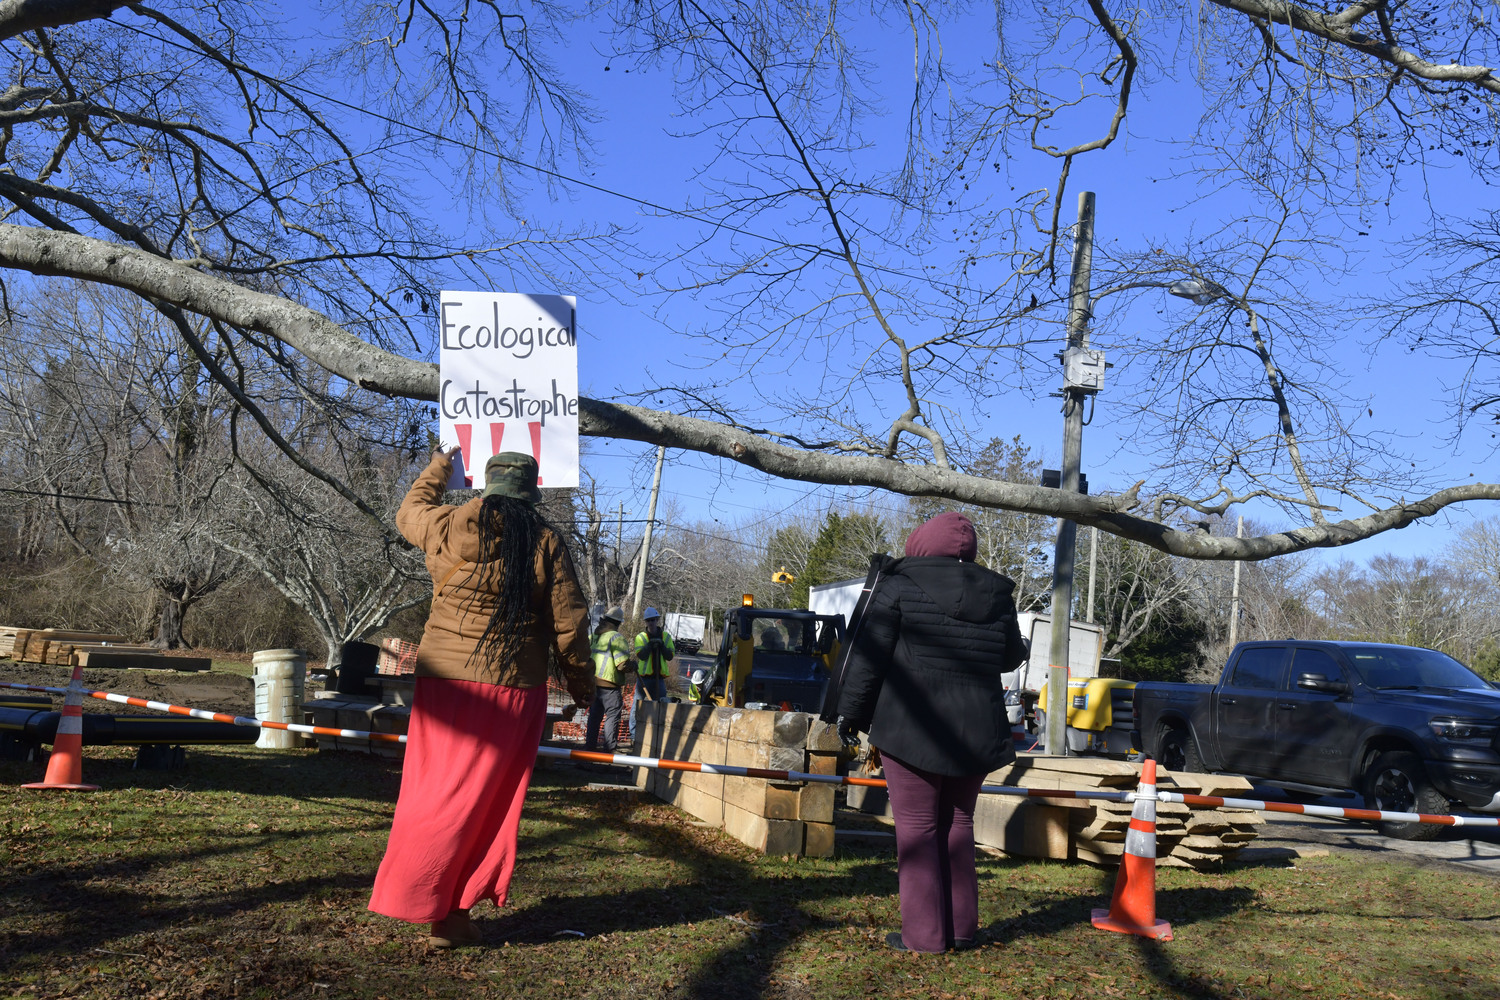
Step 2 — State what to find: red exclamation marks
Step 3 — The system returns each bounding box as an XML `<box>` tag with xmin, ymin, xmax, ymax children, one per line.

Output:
<box><xmin>489</xmin><ymin>422</ymin><xmax>506</xmax><ymax>455</ymax></box>
<box><xmin>529</xmin><ymin>422</ymin><xmax>543</xmax><ymax>485</ymax></box>
<box><xmin>454</xmin><ymin>424</ymin><xmax>474</xmax><ymax>487</ymax></box>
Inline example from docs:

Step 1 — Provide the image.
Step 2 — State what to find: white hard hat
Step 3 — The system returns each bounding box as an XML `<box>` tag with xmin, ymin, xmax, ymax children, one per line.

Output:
<box><xmin>690</xmin><ymin>669</ymin><xmax>707</xmax><ymax>685</ymax></box>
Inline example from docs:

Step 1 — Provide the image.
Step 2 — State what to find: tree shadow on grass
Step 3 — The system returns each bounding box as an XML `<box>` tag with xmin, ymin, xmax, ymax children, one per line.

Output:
<box><xmin>495</xmin><ymin>777</ymin><xmax>1273</xmax><ymax>1000</ymax></box>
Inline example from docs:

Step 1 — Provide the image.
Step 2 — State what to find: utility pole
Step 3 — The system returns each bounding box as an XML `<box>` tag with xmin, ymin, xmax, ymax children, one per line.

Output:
<box><xmin>1045</xmin><ymin>192</ymin><xmax>1100</xmax><ymax>758</ymax></box>
<box><xmin>615</xmin><ymin>503</ymin><xmax>624</xmax><ymax>566</ymax></box>
<box><xmin>1229</xmin><ymin>515</ymin><xmax>1244</xmax><ymax>647</ymax></box>
<box><xmin>631</xmin><ymin>446</ymin><xmax>667</xmax><ymax>621</ymax></box>
<box><xmin>1085</xmin><ymin>526</ymin><xmax>1098</xmax><ymax>625</ymax></box>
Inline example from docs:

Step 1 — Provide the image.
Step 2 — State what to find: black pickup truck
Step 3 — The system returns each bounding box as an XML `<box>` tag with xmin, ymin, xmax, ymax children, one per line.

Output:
<box><xmin>1132</xmin><ymin>640</ymin><xmax>1500</xmax><ymax>840</ymax></box>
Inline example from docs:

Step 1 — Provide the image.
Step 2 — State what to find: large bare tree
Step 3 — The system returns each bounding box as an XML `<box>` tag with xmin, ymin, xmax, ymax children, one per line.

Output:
<box><xmin>0</xmin><ymin>2</ymin><xmax>1495</xmax><ymax>563</ymax></box>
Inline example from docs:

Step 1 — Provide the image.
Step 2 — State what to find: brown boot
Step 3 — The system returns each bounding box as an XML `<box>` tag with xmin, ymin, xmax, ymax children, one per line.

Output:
<box><xmin>429</xmin><ymin>909</ymin><xmax>482</xmax><ymax>949</ymax></box>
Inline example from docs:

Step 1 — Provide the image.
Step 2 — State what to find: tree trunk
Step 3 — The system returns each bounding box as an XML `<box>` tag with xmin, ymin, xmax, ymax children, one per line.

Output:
<box><xmin>151</xmin><ymin>591</ymin><xmax>190</xmax><ymax>649</ymax></box>
<box><xmin>322</xmin><ymin>634</ymin><xmax>344</xmax><ymax>678</ymax></box>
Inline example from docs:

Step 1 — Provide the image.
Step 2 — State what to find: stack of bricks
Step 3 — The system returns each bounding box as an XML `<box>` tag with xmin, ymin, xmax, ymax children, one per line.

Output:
<box><xmin>635</xmin><ymin>701</ymin><xmax>843</xmax><ymax>858</ymax></box>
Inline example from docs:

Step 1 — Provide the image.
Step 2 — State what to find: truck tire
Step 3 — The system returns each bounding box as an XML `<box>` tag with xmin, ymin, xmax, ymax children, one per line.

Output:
<box><xmin>1362</xmin><ymin>751</ymin><xmax>1448</xmax><ymax>842</ymax></box>
<box><xmin>1157</xmin><ymin>726</ymin><xmax>1204</xmax><ymax>774</ymax></box>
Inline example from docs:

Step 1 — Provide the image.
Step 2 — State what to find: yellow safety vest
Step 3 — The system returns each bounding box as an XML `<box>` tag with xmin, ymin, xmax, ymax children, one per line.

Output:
<box><xmin>591</xmin><ymin>630</ymin><xmax>631</xmax><ymax>686</ymax></box>
<box><xmin>633</xmin><ymin>629</ymin><xmax>676</xmax><ymax>677</ymax></box>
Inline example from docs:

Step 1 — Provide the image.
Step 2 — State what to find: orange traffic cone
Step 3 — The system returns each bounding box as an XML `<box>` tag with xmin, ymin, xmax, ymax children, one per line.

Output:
<box><xmin>22</xmin><ymin>664</ymin><xmax>99</xmax><ymax>791</ymax></box>
<box><xmin>1091</xmin><ymin>757</ymin><xmax>1171</xmax><ymax>940</ymax></box>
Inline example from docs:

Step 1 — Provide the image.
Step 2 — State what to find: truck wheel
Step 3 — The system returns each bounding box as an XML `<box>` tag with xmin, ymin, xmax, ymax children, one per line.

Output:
<box><xmin>1362</xmin><ymin>751</ymin><xmax>1448</xmax><ymax>842</ymax></box>
<box><xmin>1158</xmin><ymin>727</ymin><xmax>1204</xmax><ymax>774</ymax></box>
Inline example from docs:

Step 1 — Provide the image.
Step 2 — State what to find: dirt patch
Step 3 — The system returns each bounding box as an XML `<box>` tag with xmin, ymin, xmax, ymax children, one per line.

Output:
<box><xmin>0</xmin><ymin>661</ymin><xmax>255</xmax><ymax>717</ymax></box>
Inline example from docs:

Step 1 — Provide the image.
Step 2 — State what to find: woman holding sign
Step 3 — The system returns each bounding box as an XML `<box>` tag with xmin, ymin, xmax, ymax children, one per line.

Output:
<box><xmin>369</xmin><ymin>446</ymin><xmax>595</xmax><ymax>948</ymax></box>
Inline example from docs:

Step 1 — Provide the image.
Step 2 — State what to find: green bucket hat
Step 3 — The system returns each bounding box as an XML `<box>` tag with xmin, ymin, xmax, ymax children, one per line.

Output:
<box><xmin>482</xmin><ymin>452</ymin><xmax>542</xmax><ymax>503</ymax></box>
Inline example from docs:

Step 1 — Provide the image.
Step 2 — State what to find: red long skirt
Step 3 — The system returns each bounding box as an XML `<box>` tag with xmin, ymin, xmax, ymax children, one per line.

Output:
<box><xmin>368</xmin><ymin>676</ymin><xmax>547</xmax><ymax>923</ymax></box>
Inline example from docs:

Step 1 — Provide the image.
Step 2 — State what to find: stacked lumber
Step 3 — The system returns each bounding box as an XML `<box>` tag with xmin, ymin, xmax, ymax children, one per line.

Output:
<box><xmin>636</xmin><ymin>701</ymin><xmax>843</xmax><ymax>858</ymax></box>
<box><xmin>10</xmin><ymin>628</ymin><xmax>127</xmax><ymax>664</ymax></box>
<box><xmin>0</xmin><ymin>626</ymin><xmax>21</xmax><ymax>658</ymax></box>
<box><xmin>45</xmin><ymin>642</ymin><xmax>153</xmax><ymax>665</ymax></box>
<box><xmin>74</xmin><ymin>649</ymin><xmax>211</xmax><ymax>672</ymax></box>
<box><xmin>973</xmin><ymin>756</ymin><xmax>1264</xmax><ymax>870</ymax></box>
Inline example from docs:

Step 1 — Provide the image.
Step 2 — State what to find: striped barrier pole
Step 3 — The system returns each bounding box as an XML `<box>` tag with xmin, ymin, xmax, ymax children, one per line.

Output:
<box><xmin>0</xmin><ymin>679</ymin><xmax>1135</xmax><ymax>802</ymax></box>
<box><xmin>1155</xmin><ymin>789</ymin><xmax>1500</xmax><ymax>828</ymax></box>
<box><xmin>0</xmin><ymin>679</ymin><xmax>407</xmax><ymax>745</ymax></box>
<box><xmin>5</xmin><ymin>679</ymin><xmax>1500</xmax><ymax>828</ymax></box>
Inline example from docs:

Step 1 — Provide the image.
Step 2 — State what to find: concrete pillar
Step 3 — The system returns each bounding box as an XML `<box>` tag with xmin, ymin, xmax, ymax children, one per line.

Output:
<box><xmin>252</xmin><ymin>648</ymin><xmax>307</xmax><ymax>749</ymax></box>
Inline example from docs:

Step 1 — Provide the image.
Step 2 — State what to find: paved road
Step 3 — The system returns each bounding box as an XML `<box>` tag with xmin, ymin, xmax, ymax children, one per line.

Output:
<box><xmin>1245</xmin><ymin>783</ymin><xmax>1500</xmax><ymax>876</ymax></box>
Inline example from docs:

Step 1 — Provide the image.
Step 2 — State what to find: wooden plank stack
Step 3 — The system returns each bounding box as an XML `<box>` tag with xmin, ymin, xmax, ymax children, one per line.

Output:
<box><xmin>635</xmin><ymin>701</ymin><xmax>843</xmax><ymax>858</ymax></box>
<box><xmin>6</xmin><ymin>628</ymin><xmax>210</xmax><ymax>671</ymax></box>
<box><xmin>10</xmin><ymin>629</ymin><xmax>128</xmax><ymax>663</ymax></box>
<box><xmin>0</xmin><ymin>626</ymin><xmax>22</xmax><ymax>659</ymax></box>
<box><xmin>973</xmin><ymin>756</ymin><xmax>1265</xmax><ymax>870</ymax></box>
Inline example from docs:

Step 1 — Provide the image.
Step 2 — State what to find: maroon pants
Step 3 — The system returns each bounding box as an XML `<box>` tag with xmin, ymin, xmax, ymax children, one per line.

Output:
<box><xmin>882</xmin><ymin>752</ymin><xmax>985</xmax><ymax>953</ymax></box>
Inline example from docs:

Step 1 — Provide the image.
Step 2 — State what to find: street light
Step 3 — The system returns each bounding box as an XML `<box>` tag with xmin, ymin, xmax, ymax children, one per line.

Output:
<box><xmin>1166</xmin><ymin>276</ymin><xmax>1248</xmax><ymax>648</ymax></box>
<box><xmin>1167</xmin><ymin>278</ymin><xmax>1226</xmax><ymax>307</ymax></box>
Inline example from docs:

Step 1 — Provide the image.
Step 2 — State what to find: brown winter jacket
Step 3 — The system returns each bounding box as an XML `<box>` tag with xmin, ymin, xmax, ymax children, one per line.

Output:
<box><xmin>396</xmin><ymin>452</ymin><xmax>593</xmax><ymax>697</ymax></box>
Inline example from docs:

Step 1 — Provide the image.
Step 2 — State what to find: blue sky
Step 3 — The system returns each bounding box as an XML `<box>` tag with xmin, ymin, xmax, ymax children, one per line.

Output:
<box><xmin>324</xmin><ymin>7</ymin><xmax>1496</xmax><ymax>565</ymax></box>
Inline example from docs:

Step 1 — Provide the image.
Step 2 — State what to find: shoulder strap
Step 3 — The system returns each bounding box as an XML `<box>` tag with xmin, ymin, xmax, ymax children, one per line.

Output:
<box><xmin>434</xmin><ymin>561</ymin><xmax>472</xmax><ymax>598</ymax></box>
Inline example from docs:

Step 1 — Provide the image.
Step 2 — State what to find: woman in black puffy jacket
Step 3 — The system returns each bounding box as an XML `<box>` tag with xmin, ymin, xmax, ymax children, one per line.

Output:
<box><xmin>836</xmin><ymin>512</ymin><xmax>1026</xmax><ymax>953</ymax></box>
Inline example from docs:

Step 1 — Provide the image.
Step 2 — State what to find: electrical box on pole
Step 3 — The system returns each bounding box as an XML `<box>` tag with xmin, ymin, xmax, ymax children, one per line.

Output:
<box><xmin>1045</xmin><ymin>192</ymin><xmax>1096</xmax><ymax>759</ymax></box>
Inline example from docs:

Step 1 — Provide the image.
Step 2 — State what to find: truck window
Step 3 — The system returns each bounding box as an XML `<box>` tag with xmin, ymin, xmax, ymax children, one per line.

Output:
<box><xmin>1229</xmin><ymin>647</ymin><xmax>1286</xmax><ymax>690</ymax></box>
<box><xmin>1288</xmin><ymin>648</ymin><xmax>1343</xmax><ymax>689</ymax></box>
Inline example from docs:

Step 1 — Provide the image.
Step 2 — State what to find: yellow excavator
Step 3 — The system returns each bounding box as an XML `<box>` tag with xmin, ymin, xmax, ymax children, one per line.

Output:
<box><xmin>693</xmin><ymin>595</ymin><xmax>846</xmax><ymax>712</ymax></box>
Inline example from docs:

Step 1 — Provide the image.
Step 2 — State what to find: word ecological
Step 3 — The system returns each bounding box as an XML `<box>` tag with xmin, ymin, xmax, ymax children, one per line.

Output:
<box><xmin>440</xmin><ymin>301</ymin><xmax>576</xmax><ymax>359</ymax></box>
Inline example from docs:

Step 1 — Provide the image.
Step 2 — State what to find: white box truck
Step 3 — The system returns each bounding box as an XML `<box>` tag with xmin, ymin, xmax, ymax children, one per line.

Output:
<box><xmin>663</xmin><ymin>612</ymin><xmax>707</xmax><ymax>655</ymax></box>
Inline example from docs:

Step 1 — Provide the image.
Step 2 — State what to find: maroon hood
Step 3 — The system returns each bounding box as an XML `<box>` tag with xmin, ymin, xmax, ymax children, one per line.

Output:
<box><xmin>904</xmin><ymin>512</ymin><xmax>978</xmax><ymax>561</ymax></box>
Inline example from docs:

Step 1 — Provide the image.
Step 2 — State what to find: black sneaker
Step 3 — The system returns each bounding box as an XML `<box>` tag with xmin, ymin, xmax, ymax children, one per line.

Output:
<box><xmin>884</xmin><ymin>932</ymin><xmax>908</xmax><ymax>951</ymax></box>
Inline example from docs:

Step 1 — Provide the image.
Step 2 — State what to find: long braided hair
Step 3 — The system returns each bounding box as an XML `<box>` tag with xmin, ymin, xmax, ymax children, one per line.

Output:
<box><xmin>466</xmin><ymin>494</ymin><xmax>552</xmax><ymax>668</ymax></box>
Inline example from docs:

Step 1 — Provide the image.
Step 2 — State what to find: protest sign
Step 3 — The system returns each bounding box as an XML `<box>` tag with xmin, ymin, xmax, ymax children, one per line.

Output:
<box><xmin>438</xmin><ymin>291</ymin><xmax>579</xmax><ymax>489</ymax></box>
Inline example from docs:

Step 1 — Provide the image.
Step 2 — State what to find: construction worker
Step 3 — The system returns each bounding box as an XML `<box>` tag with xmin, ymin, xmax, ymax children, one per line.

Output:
<box><xmin>629</xmin><ymin>607</ymin><xmax>675</xmax><ymax>744</ymax></box>
<box><xmin>585</xmin><ymin>607</ymin><xmax>631</xmax><ymax>755</ymax></box>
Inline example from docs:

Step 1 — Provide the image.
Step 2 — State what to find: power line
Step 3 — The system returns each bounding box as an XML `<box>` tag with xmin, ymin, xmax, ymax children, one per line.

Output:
<box><xmin>115</xmin><ymin>19</ymin><xmax>978</xmax><ymax>297</ymax></box>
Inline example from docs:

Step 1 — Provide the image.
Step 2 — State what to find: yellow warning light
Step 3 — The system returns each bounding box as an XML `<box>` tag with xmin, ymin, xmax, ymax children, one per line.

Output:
<box><xmin>742</xmin><ymin>594</ymin><xmax>755</xmax><ymax>606</ymax></box>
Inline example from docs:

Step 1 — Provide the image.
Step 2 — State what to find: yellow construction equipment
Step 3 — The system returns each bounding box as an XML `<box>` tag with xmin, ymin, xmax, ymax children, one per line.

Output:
<box><xmin>1035</xmin><ymin>676</ymin><xmax>1138</xmax><ymax>756</ymax></box>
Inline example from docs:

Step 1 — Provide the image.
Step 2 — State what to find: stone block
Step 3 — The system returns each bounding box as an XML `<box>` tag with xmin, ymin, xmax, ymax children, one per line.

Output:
<box><xmin>722</xmin><ymin>774</ymin><xmax>769</xmax><ymax>815</ymax></box>
<box><xmin>973</xmin><ymin>796</ymin><xmax>1071</xmax><ymax>860</ymax></box>
<box><xmin>764</xmin><ymin>817</ymin><xmax>805</xmax><ymax>856</ymax></box>
<box><xmin>768</xmin><ymin>747</ymin><xmax>805</xmax><ymax>773</ymax></box>
<box><xmin>806</xmin><ymin>718</ymin><xmax>845</xmax><ymax>753</ymax></box>
<box><xmin>763</xmin><ymin>784</ymin><xmax>801</xmax><ymax>820</ymax></box>
<box><xmin>806</xmin><ymin>750</ymin><xmax>841</xmax><ymax>775</ymax></box>
<box><xmin>798</xmin><ymin>781</ymin><xmax>836</xmax><ymax>823</ymax></box>
<box><xmin>660</xmin><ymin>731</ymin><xmax>727</xmax><ymax>768</ymax></box>
<box><xmin>804</xmin><ymin>821</ymin><xmax>836</xmax><ymax>858</ymax></box>
<box><xmin>771</xmin><ymin>712</ymin><xmax>810</xmax><ymax>748</ymax></box>
<box><xmin>728</xmin><ymin>708</ymin><xmax>776</xmax><ymax>744</ymax></box>
<box><xmin>724</xmin><ymin>738</ymin><xmax>770</xmax><ymax>769</ymax></box>
<box><xmin>721</xmin><ymin>800</ymin><xmax>769</xmax><ymax>851</ymax></box>
<box><xmin>675</xmin><ymin>782</ymin><xmax>724</xmax><ymax>827</ymax></box>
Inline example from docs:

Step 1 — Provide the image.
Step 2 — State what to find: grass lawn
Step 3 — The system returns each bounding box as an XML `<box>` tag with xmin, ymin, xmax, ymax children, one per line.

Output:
<box><xmin>2</xmin><ymin>746</ymin><xmax>1497</xmax><ymax>1000</ymax></box>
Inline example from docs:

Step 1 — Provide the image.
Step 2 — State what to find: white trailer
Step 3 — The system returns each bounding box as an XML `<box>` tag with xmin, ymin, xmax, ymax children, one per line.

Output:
<box><xmin>1004</xmin><ymin>613</ymin><xmax>1106</xmax><ymax>729</ymax></box>
<box><xmin>663</xmin><ymin>612</ymin><xmax>707</xmax><ymax>655</ymax></box>
<box><xmin>807</xmin><ymin>577</ymin><xmax>864</xmax><ymax>621</ymax></box>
